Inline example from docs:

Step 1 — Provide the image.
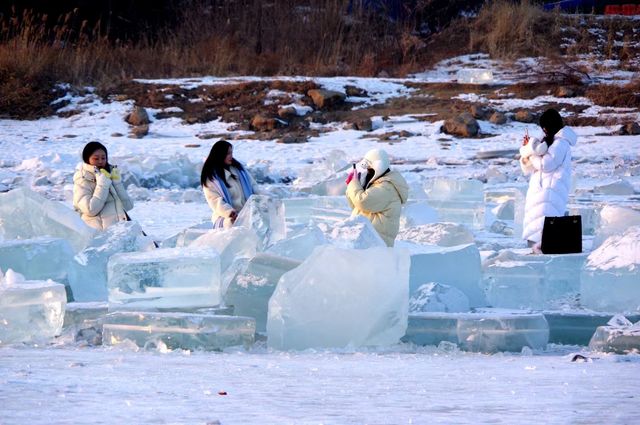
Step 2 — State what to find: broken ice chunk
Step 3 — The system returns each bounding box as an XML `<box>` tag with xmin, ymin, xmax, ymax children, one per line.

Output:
<box><xmin>397</xmin><ymin>222</ymin><xmax>474</xmax><ymax>247</ymax></box>
<box><xmin>589</xmin><ymin>317</ymin><xmax>640</xmax><ymax>354</ymax></box>
<box><xmin>0</xmin><ymin>187</ymin><xmax>95</xmax><ymax>252</ymax></box>
<box><xmin>267</xmin><ymin>246</ymin><xmax>410</xmax><ymax>350</ymax></box>
<box><xmin>234</xmin><ymin>195</ymin><xmax>286</xmax><ymax>249</ymax></box>
<box><xmin>107</xmin><ymin>247</ymin><xmax>221</xmax><ymax>310</ymax></box>
<box><xmin>321</xmin><ymin>215</ymin><xmax>386</xmax><ymax>249</ymax></box>
<box><xmin>102</xmin><ymin>311</ymin><xmax>255</xmax><ymax>351</ymax></box>
<box><xmin>581</xmin><ymin>226</ymin><xmax>640</xmax><ymax>313</ymax></box>
<box><xmin>456</xmin><ymin>68</ymin><xmax>494</xmax><ymax>84</ymax></box>
<box><xmin>409</xmin><ymin>282</ymin><xmax>470</xmax><ymax>313</ymax></box>
<box><xmin>423</xmin><ymin>178</ymin><xmax>485</xmax><ymax>230</ymax></box>
<box><xmin>266</xmin><ymin>224</ymin><xmax>328</xmax><ymax>261</ymax></box>
<box><xmin>0</xmin><ymin>271</ymin><xmax>67</xmax><ymax>345</ymax></box>
<box><xmin>225</xmin><ymin>253</ymin><xmax>301</xmax><ymax>333</ymax></box>
<box><xmin>0</xmin><ymin>237</ymin><xmax>74</xmax><ymax>284</ymax></box>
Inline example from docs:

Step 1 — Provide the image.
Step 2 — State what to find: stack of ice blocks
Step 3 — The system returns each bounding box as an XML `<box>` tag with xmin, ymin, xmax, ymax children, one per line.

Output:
<box><xmin>404</xmin><ymin>310</ymin><xmax>549</xmax><ymax>353</ymax></box>
<box><xmin>483</xmin><ymin>249</ymin><xmax>588</xmax><ymax>310</ymax></box>
<box><xmin>105</xmin><ymin>247</ymin><xmax>256</xmax><ymax>350</ymax></box>
<box><xmin>103</xmin><ymin>311</ymin><xmax>255</xmax><ymax>351</ymax></box>
<box><xmin>0</xmin><ymin>276</ymin><xmax>67</xmax><ymax>345</ymax></box>
<box><xmin>423</xmin><ymin>178</ymin><xmax>485</xmax><ymax>230</ymax></box>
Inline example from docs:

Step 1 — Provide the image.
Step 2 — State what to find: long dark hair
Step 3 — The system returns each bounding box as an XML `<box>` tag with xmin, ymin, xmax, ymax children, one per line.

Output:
<box><xmin>200</xmin><ymin>140</ymin><xmax>244</xmax><ymax>187</ymax></box>
<box><xmin>82</xmin><ymin>141</ymin><xmax>111</xmax><ymax>171</ymax></box>
<box><xmin>539</xmin><ymin>108</ymin><xmax>564</xmax><ymax>147</ymax></box>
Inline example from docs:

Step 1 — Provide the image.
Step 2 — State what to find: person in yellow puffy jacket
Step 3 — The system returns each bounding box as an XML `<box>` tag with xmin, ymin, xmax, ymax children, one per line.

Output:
<box><xmin>73</xmin><ymin>142</ymin><xmax>133</xmax><ymax>230</ymax></box>
<box><xmin>345</xmin><ymin>148</ymin><xmax>409</xmax><ymax>247</ymax></box>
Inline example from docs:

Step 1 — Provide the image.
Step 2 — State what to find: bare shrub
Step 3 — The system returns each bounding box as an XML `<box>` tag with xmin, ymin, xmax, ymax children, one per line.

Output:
<box><xmin>585</xmin><ymin>82</ymin><xmax>640</xmax><ymax>108</ymax></box>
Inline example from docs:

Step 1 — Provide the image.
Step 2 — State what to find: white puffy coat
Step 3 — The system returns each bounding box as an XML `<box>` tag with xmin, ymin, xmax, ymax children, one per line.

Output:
<box><xmin>73</xmin><ymin>162</ymin><xmax>134</xmax><ymax>230</ymax></box>
<box><xmin>346</xmin><ymin>170</ymin><xmax>409</xmax><ymax>247</ymax></box>
<box><xmin>203</xmin><ymin>166</ymin><xmax>258</xmax><ymax>228</ymax></box>
<box><xmin>520</xmin><ymin>127</ymin><xmax>578</xmax><ymax>243</ymax></box>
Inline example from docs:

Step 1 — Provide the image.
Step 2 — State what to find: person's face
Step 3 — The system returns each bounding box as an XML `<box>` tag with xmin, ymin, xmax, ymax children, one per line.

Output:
<box><xmin>88</xmin><ymin>149</ymin><xmax>107</xmax><ymax>169</ymax></box>
<box><xmin>224</xmin><ymin>146</ymin><xmax>233</xmax><ymax>166</ymax></box>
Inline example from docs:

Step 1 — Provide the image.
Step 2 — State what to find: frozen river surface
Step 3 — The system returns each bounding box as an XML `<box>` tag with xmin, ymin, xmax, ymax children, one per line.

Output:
<box><xmin>1</xmin><ymin>345</ymin><xmax>639</xmax><ymax>424</ymax></box>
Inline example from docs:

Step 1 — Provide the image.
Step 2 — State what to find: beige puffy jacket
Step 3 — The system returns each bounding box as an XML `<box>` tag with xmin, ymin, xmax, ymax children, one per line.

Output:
<box><xmin>346</xmin><ymin>169</ymin><xmax>409</xmax><ymax>247</ymax></box>
<box><xmin>203</xmin><ymin>166</ymin><xmax>258</xmax><ymax>228</ymax></box>
<box><xmin>73</xmin><ymin>162</ymin><xmax>134</xmax><ymax>230</ymax></box>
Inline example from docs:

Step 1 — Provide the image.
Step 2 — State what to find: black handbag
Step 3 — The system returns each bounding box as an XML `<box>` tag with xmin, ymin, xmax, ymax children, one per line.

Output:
<box><xmin>541</xmin><ymin>215</ymin><xmax>582</xmax><ymax>254</ymax></box>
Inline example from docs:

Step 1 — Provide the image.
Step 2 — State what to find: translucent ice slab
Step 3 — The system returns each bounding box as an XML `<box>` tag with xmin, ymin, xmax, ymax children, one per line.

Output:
<box><xmin>320</xmin><ymin>215</ymin><xmax>386</xmax><ymax>249</ymax></box>
<box><xmin>483</xmin><ymin>249</ymin><xmax>588</xmax><ymax>310</ymax></box>
<box><xmin>0</xmin><ymin>187</ymin><xmax>95</xmax><ymax>252</ymax></box>
<box><xmin>544</xmin><ymin>311</ymin><xmax>640</xmax><ymax>346</ymax></box>
<box><xmin>423</xmin><ymin>178</ymin><xmax>485</xmax><ymax>230</ymax></box>
<box><xmin>0</xmin><ymin>277</ymin><xmax>67</xmax><ymax>345</ymax></box>
<box><xmin>191</xmin><ymin>227</ymin><xmax>259</xmax><ymax>273</ymax></box>
<box><xmin>399</xmin><ymin>242</ymin><xmax>486</xmax><ymax>308</ymax></box>
<box><xmin>456</xmin><ymin>68</ymin><xmax>494</xmax><ymax>84</ymax></box>
<box><xmin>403</xmin><ymin>310</ymin><xmax>549</xmax><ymax>353</ymax></box>
<box><xmin>0</xmin><ymin>237</ymin><xmax>74</xmax><ymax>284</ymax></box>
<box><xmin>267</xmin><ymin>246</ymin><xmax>410</xmax><ymax>350</ymax></box>
<box><xmin>68</xmin><ymin>222</ymin><xmax>143</xmax><ymax>302</ymax></box>
<box><xmin>235</xmin><ymin>195</ymin><xmax>286</xmax><ymax>249</ymax></box>
<box><xmin>266</xmin><ymin>224</ymin><xmax>328</xmax><ymax>261</ymax></box>
<box><xmin>397</xmin><ymin>223</ymin><xmax>474</xmax><ymax>247</ymax></box>
<box><xmin>589</xmin><ymin>315</ymin><xmax>640</xmax><ymax>354</ymax></box>
<box><xmin>225</xmin><ymin>253</ymin><xmax>302</xmax><ymax>333</ymax></box>
<box><xmin>409</xmin><ymin>282</ymin><xmax>470</xmax><ymax>313</ymax></box>
<box><xmin>581</xmin><ymin>226</ymin><xmax>640</xmax><ymax>313</ymax></box>
<box><xmin>399</xmin><ymin>201</ymin><xmax>438</xmax><ymax>230</ymax></box>
<box><xmin>102</xmin><ymin>311</ymin><xmax>255</xmax><ymax>351</ymax></box>
<box><xmin>63</xmin><ymin>302</ymin><xmax>108</xmax><ymax>331</ymax></box>
<box><xmin>107</xmin><ymin>247</ymin><xmax>221</xmax><ymax>311</ymax></box>
<box><xmin>281</xmin><ymin>196</ymin><xmax>351</xmax><ymax>225</ymax></box>
<box><xmin>593</xmin><ymin>205</ymin><xmax>640</xmax><ymax>248</ymax></box>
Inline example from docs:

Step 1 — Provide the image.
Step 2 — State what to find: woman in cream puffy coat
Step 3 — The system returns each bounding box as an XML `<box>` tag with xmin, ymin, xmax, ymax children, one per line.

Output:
<box><xmin>346</xmin><ymin>148</ymin><xmax>409</xmax><ymax>247</ymax></box>
<box><xmin>73</xmin><ymin>142</ymin><xmax>133</xmax><ymax>230</ymax></box>
<box><xmin>519</xmin><ymin>109</ymin><xmax>578</xmax><ymax>250</ymax></box>
<box><xmin>201</xmin><ymin>140</ymin><xmax>258</xmax><ymax>229</ymax></box>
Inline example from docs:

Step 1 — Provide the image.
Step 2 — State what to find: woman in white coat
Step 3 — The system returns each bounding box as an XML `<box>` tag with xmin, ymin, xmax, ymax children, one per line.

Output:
<box><xmin>519</xmin><ymin>108</ymin><xmax>578</xmax><ymax>252</ymax></box>
<box><xmin>345</xmin><ymin>148</ymin><xmax>409</xmax><ymax>247</ymax></box>
<box><xmin>73</xmin><ymin>142</ymin><xmax>133</xmax><ymax>230</ymax></box>
<box><xmin>201</xmin><ymin>140</ymin><xmax>257</xmax><ymax>228</ymax></box>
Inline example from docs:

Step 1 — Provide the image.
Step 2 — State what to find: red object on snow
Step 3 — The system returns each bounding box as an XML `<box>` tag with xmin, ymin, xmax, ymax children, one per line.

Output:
<box><xmin>604</xmin><ymin>5</ymin><xmax>622</xmax><ymax>15</ymax></box>
<box><xmin>621</xmin><ymin>4</ymin><xmax>639</xmax><ymax>15</ymax></box>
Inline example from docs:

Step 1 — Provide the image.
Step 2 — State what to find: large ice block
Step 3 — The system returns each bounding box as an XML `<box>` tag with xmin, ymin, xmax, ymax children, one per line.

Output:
<box><xmin>161</xmin><ymin>221</ymin><xmax>212</xmax><ymax>248</ymax></box>
<box><xmin>589</xmin><ymin>315</ymin><xmax>640</xmax><ymax>354</ymax></box>
<box><xmin>399</xmin><ymin>242</ymin><xmax>485</xmax><ymax>307</ymax></box>
<box><xmin>293</xmin><ymin>150</ymin><xmax>349</xmax><ymax>196</ymax></box>
<box><xmin>225</xmin><ymin>253</ymin><xmax>301</xmax><ymax>333</ymax></box>
<box><xmin>282</xmin><ymin>196</ymin><xmax>351</xmax><ymax>225</ymax></box>
<box><xmin>0</xmin><ymin>187</ymin><xmax>95</xmax><ymax>251</ymax></box>
<box><xmin>320</xmin><ymin>215</ymin><xmax>386</xmax><ymax>249</ymax></box>
<box><xmin>267</xmin><ymin>246</ymin><xmax>410</xmax><ymax>350</ymax></box>
<box><xmin>68</xmin><ymin>221</ymin><xmax>143</xmax><ymax>302</ymax></box>
<box><xmin>235</xmin><ymin>195</ymin><xmax>286</xmax><ymax>249</ymax></box>
<box><xmin>456</xmin><ymin>68</ymin><xmax>494</xmax><ymax>84</ymax></box>
<box><xmin>191</xmin><ymin>227</ymin><xmax>259</xmax><ymax>272</ymax></box>
<box><xmin>581</xmin><ymin>226</ymin><xmax>640</xmax><ymax>313</ymax></box>
<box><xmin>107</xmin><ymin>247</ymin><xmax>221</xmax><ymax>310</ymax></box>
<box><xmin>483</xmin><ymin>249</ymin><xmax>588</xmax><ymax>310</ymax></box>
<box><xmin>0</xmin><ymin>237</ymin><xmax>74</xmax><ymax>284</ymax></box>
<box><xmin>409</xmin><ymin>282</ymin><xmax>470</xmax><ymax>313</ymax></box>
<box><xmin>266</xmin><ymin>224</ymin><xmax>328</xmax><ymax>261</ymax></box>
<box><xmin>0</xmin><ymin>271</ymin><xmax>67</xmax><ymax>345</ymax></box>
<box><xmin>397</xmin><ymin>223</ymin><xmax>474</xmax><ymax>247</ymax></box>
<box><xmin>102</xmin><ymin>311</ymin><xmax>255</xmax><ymax>351</ymax></box>
<box><xmin>423</xmin><ymin>178</ymin><xmax>485</xmax><ymax>229</ymax></box>
<box><xmin>399</xmin><ymin>201</ymin><xmax>438</xmax><ymax>230</ymax></box>
<box><xmin>544</xmin><ymin>311</ymin><xmax>640</xmax><ymax>345</ymax></box>
<box><xmin>593</xmin><ymin>205</ymin><xmax>640</xmax><ymax>248</ymax></box>
<box><xmin>403</xmin><ymin>310</ymin><xmax>549</xmax><ymax>352</ymax></box>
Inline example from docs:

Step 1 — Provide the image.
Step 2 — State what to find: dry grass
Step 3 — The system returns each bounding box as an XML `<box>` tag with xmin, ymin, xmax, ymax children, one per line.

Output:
<box><xmin>469</xmin><ymin>0</ymin><xmax>563</xmax><ymax>59</ymax></box>
<box><xmin>585</xmin><ymin>81</ymin><xmax>640</xmax><ymax>108</ymax></box>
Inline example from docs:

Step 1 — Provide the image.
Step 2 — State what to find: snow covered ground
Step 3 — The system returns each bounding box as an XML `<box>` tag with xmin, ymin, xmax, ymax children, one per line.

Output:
<box><xmin>1</xmin><ymin>55</ymin><xmax>640</xmax><ymax>423</ymax></box>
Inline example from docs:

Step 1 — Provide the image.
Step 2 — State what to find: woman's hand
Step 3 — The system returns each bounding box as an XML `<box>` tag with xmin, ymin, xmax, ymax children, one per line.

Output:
<box><xmin>522</xmin><ymin>134</ymin><xmax>530</xmax><ymax>146</ymax></box>
<box><xmin>229</xmin><ymin>210</ymin><xmax>238</xmax><ymax>223</ymax></box>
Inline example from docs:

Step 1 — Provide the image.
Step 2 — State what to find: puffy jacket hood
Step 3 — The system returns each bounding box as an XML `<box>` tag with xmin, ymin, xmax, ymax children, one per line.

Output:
<box><xmin>556</xmin><ymin>127</ymin><xmax>577</xmax><ymax>146</ymax></box>
<box><xmin>377</xmin><ymin>170</ymin><xmax>409</xmax><ymax>204</ymax></box>
<box><xmin>360</xmin><ymin>148</ymin><xmax>390</xmax><ymax>183</ymax></box>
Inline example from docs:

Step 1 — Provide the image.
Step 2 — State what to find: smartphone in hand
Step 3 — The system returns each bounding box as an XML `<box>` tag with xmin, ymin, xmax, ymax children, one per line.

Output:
<box><xmin>523</xmin><ymin>128</ymin><xmax>530</xmax><ymax>146</ymax></box>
